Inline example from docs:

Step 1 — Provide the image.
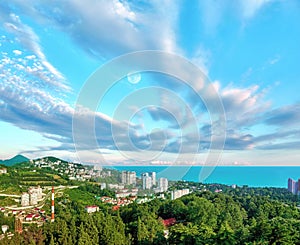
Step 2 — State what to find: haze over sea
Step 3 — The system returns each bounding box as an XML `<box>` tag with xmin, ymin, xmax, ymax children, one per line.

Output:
<box><xmin>110</xmin><ymin>166</ymin><xmax>300</xmax><ymax>188</ymax></box>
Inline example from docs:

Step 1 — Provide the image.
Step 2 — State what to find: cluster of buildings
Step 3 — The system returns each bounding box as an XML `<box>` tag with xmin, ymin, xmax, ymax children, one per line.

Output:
<box><xmin>140</xmin><ymin>172</ymin><xmax>168</xmax><ymax>192</ymax></box>
<box><xmin>87</xmin><ymin>194</ymin><xmax>149</xmax><ymax>213</ymax></box>
<box><xmin>0</xmin><ymin>206</ymin><xmax>47</xmax><ymax>229</ymax></box>
<box><xmin>32</xmin><ymin>158</ymin><xmax>108</xmax><ymax>181</ymax></box>
<box><xmin>116</xmin><ymin>188</ymin><xmax>138</xmax><ymax>198</ymax></box>
<box><xmin>118</xmin><ymin>171</ymin><xmax>169</xmax><ymax>193</ymax></box>
<box><xmin>21</xmin><ymin>186</ymin><xmax>43</xmax><ymax>206</ymax></box>
<box><xmin>105</xmin><ymin>183</ymin><xmax>125</xmax><ymax>190</ymax></box>
<box><xmin>0</xmin><ymin>168</ymin><xmax>7</xmax><ymax>174</ymax></box>
<box><xmin>141</xmin><ymin>172</ymin><xmax>156</xmax><ymax>189</ymax></box>
<box><xmin>24</xmin><ymin>208</ymin><xmax>46</xmax><ymax>222</ymax></box>
<box><xmin>288</xmin><ymin>178</ymin><xmax>300</xmax><ymax>195</ymax></box>
<box><xmin>98</xmin><ymin>194</ymin><xmax>166</xmax><ymax>211</ymax></box>
<box><xmin>99</xmin><ymin>196</ymin><xmax>137</xmax><ymax>209</ymax></box>
<box><xmin>101</xmin><ymin>170</ymin><xmax>169</xmax><ymax>200</ymax></box>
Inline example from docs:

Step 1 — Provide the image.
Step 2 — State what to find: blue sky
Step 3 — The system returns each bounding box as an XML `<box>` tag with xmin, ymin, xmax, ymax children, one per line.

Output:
<box><xmin>0</xmin><ymin>0</ymin><xmax>299</xmax><ymax>165</ymax></box>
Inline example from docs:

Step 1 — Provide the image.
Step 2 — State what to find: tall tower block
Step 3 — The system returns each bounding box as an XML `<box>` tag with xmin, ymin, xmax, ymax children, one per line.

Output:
<box><xmin>51</xmin><ymin>186</ymin><xmax>55</xmax><ymax>222</ymax></box>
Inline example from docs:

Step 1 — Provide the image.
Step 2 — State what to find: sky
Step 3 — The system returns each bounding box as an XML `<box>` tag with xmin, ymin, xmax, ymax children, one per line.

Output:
<box><xmin>0</xmin><ymin>0</ymin><xmax>299</xmax><ymax>166</ymax></box>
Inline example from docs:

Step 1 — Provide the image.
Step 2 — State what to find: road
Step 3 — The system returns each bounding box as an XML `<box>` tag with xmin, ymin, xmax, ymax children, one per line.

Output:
<box><xmin>0</xmin><ymin>193</ymin><xmax>21</xmax><ymax>198</ymax></box>
<box><xmin>3</xmin><ymin>185</ymin><xmax>78</xmax><ymax>210</ymax></box>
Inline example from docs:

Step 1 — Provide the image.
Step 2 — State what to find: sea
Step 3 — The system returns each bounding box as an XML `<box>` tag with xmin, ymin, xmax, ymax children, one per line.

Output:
<box><xmin>107</xmin><ymin>166</ymin><xmax>300</xmax><ymax>188</ymax></box>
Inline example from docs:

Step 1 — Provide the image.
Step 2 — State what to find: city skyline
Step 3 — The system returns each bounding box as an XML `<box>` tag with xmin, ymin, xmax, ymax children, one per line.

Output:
<box><xmin>0</xmin><ymin>1</ymin><xmax>300</xmax><ymax>165</ymax></box>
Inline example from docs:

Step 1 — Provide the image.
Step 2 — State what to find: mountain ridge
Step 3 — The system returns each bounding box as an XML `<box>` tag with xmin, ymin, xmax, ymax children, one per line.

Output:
<box><xmin>0</xmin><ymin>154</ymin><xmax>29</xmax><ymax>166</ymax></box>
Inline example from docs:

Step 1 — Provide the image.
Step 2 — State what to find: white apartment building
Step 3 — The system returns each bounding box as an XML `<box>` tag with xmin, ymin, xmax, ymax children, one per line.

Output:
<box><xmin>121</xmin><ymin>171</ymin><xmax>136</xmax><ymax>185</ymax></box>
<box><xmin>158</xmin><ymin>178</ymin><xmax>168</xmax><ymax>192</ymax></box>
<box><xmin>108</xmin><ymin>184</ymin><xmax>124</xmax><ymax>190</ymax></box>
<box><xmin>171</xmin><ymin>189</ymin><xmax>190</xmax><ymax>200</ymax></box>
<box><xmin>28</xmin><ymin>186</ymin><xmax>43</xmax><ymax>200</ymax></box>
<box><xmin>30</xmin><ymin>192</ymin><xmax>38</xmax><ymax>205</ymax></box>
<box><xmin>142</xmin><ymin>173</ymin><xmax>152</xmax><ymax>190</ymax></box>
<box><xmin>21</xmin><ymin>193</ymin><xmax>30</xmax><ymax>206</ymax></box>
<box><xmin>149</xmin><ymin>172</ymin><xmax>156</xmax><ymax>186</ymax></box>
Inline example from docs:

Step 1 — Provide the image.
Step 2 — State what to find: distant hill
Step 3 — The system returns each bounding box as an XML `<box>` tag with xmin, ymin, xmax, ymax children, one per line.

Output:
<box><xmin>37</xmin><ymin>156</ymin><xmax>68</xmax><ymax>163</ymax></box>
<box><xmin>0</xmin><ymin>154</ymin><xmax>29</xmax><ymax>166</ymax></box>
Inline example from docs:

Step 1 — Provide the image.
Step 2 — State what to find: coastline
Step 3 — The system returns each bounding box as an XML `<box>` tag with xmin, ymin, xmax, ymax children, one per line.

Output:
<box><xmin>105</xmin><ymin>165</ymin><xmax>300</xmax><ymax>188</ymax></box>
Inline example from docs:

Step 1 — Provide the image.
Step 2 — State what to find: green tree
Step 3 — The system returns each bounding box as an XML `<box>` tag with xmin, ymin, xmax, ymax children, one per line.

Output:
<box><xmin>77</xmin><ymin>223</ymin><xmax>92</xmax><ymax>245</ymax></box>
<box><xmin>216</xmin><ymin>221</ymin><xmax>236</xmax><ymax>245</ymax></box>
<box><xmin>169</xmin><ymin>223</ymin><xmax>200</xmax><ymax>245</ymax></box>
<box><xmin>49</xmin><ymin>234</ymin><xmax>55</xmax><ymax>245</ymax></box>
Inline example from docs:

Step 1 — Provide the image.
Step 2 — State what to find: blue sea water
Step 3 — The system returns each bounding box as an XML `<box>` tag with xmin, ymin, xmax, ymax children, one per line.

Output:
<box><xmin>109</xmin><ymin>166</ymin><xmax>300</xmax><ymax>188</ymax></box>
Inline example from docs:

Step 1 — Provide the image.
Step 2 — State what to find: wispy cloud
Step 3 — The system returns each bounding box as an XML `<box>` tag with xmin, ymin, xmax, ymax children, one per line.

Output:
<box><xmin>199</xmin><ymin>0</ymin><xmax>274</xmax><ymax>33</ymax></box>
<box><xmin>1</xmin><ymin>12</ymin><xmax>69</xmax><ymax>91</ymax></box>
<box><xmin>264</xmin><ymin>103</ymin><xmax>300</xmax><ymax>126</ymax></box>
<box><xmin>257</xmin><ymin>141</ymin><xmax>300</xmax><ymax>150</ymax></box>
<box><xmin>240</xmin><ymin>0</ymin><xmax>271</xmax><ymax>19</ymax></box>
<box><xmin>0</xmin><ymin>0</ymin><xmax>180</xmax><ymax>59</ymax></box>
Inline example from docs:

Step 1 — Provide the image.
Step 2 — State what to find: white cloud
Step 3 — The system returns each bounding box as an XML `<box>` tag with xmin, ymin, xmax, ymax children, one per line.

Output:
<box><xmin>240</xmin><ymin>0</ymin><xmax>271</xmax><ymax>19</ymax></box>
<box><xmin>220</xmin><ymin>84</ymin><xmax>271</xmax><ymax>128</ymax></box>
<box><xmin>2</xmin><ymin>12</ymin><xmax>69</xmax><ymax>91</ymax></box>
<box><xmin>13</xmin><ymin>49</ymin><xmax>22</xmax><ymax>55</ymax></box>
<box><xmin>113</xmin><ymin>0</ymin><xmax>136</xmax><ymax>21</ymax></box>
<box><xmin>0</xmin><ymin>0</ymin><xmax>180</xmax><ymax>58</ymax></box>
<box><xmin>0</xmin><ymin>0</ymin><xmax>298</xmax><ymax>163</ymax></box>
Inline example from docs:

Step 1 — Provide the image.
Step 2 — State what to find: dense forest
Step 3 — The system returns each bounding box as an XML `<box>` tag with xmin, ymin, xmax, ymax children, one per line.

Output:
<box><xmin>1</xmin><ymin>188</ymin><xmax>300</xmax><ymax>245</ymax></box>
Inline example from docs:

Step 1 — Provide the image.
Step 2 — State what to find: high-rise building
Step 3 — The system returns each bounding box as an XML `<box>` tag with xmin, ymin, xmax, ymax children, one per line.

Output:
<box><xmin>21</xmin><ymin>186</ymin><xmax>43</xmax><ymax>206</ymax></box>
<box><xmin>150</xmin><ymin>172</ymin><xmax>156</xmax><ymax>186</ymax></box>
<box><xmin>30</xmin><ymin>192</ymin><xmax>38</xmax><ymax>205</ymax></box>
<box><xmin>288</xmin><ymin>178</ymin><xmax>296</xmax><ymax>194</ymax></box>
<box><xmin>121</xmin><ymin>171</ymin><xmax>136</xmax><ymax>185</ymax></box>
<box><xmin>141</xmin><ymin>172</ymin><xmax>157</xmax><ymax>189</ymax></box>
<box><xmin>158</xmin><ymin>178</ymin><xmax>168</xmax><ymax>192</ymax></box>
<box><xmin>28</xmin><ymin>186</ymin><xmax>43</xmax><ymax>200</ymax></box>
<box><xmin>288</xmin><ymin>178</ymin><xmax>299</xmax><ymax>195</ymax></box>
<box><xmin>21</xmin><ymin>193</ymin><xmax>30</xmax><ymax>206</ymax></box>
<box><xmin>121</xmin><ymin>171</ymin><xmax>127</xmax><ymax>184</ymax></box>
<box><xmin>142</xmin><ymin>173</ymin><xmax>152</xmax><ymax>189</ymax></box>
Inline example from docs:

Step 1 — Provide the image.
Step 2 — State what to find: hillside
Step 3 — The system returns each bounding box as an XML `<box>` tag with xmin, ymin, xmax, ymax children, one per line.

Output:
<box><xmin>34</xmin><ymin>156</ymin><xmax>68</xmax><ymax>164</ymax></box>
<box><xmin>0</xmin><ymin>156</ymin><xmax>104</xmax><ymax>191</ymax></box>
<box><xmin>0</xmin><ymin>154</ymin><xmax>29</xmax><ymax>166</ymax></box>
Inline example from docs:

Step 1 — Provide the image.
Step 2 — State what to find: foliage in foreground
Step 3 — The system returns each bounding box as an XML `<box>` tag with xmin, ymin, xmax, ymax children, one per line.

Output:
<box><xmin>1</xmin><ymin>188</ymin><xmax>300</xmax><ymax>245</ymax></box>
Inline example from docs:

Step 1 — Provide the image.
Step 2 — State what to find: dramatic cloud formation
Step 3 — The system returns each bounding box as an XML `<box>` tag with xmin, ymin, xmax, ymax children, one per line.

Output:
<box><xmin>0</xmin><ymin>0</ymin><xmax>180</xmax><ymax>58</ymax></box>
<box><xmin>0</xmin><ymin>0</ymin><xmax>299</xmax><ymax>164</ymax></box>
